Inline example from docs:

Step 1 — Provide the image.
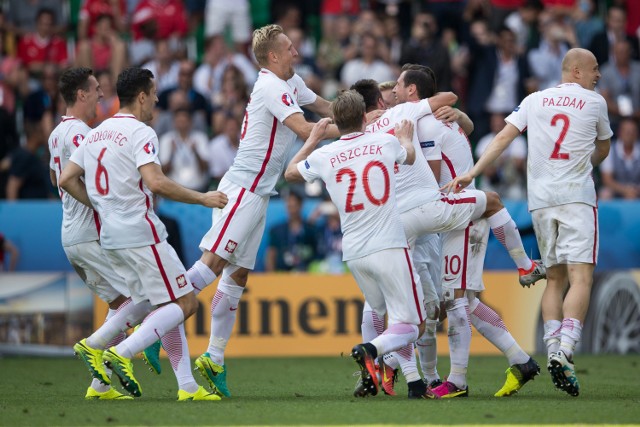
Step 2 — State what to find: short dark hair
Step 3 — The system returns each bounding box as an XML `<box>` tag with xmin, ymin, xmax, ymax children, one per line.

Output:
<box><xmin>331</xmin><ymin>90</ymin><xmax>366</xmax><ymax>133</ymax></box>
<box><xmin>59</xmin><ymin>67</ymin><xmax>93</xmax><ymax>105</ymax></box>
<box><xmin>401</xmin><ymin>63</ymin><xmax>438</xmax><ymax>91</ymax></box>
<box><xmin>36</xmin><ymin>7</ymin><xmax>56</xmax><ymax>23</ymax></box>
<box><xmin>350</xmin><ymin>79</ymin><xmax>382</xmax><ymax>112</ymax></box>
<box><xmin>116</xmin><ymin>67</ymin><xmax>154</xmax><ymax>107</ymax></box>
<box><xmin>402</xmin><ymin>69</ymin><xmax>436</xmax><ymax>100</ymax></box>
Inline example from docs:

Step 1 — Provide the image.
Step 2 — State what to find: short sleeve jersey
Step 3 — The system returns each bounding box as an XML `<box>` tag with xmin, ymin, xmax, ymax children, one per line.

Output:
<box><xmin>297</xmin><ymin>132</ymin><xmax>408</xmax><ymax>260</ymax></box>
<box><xmin>418</xmin><ymin>115</ymin><xmax>476</xmax><ymax>188</ymax></box>
<box><xmin>506</xmin><ymin>83</ymin><xmax>613</xmax><ymax>210</ymax></box>
<box><xmin>48</xmin><ymin>116</ymin><xmax>99</xmax><ymax>246</ymax></box>
<box><xmin>364</xmin><ymin>100</ymin><xmax>441</xmax><ymax>212</ymax></box>
<box><xmin>224</xmin><ymin>70</ymin><xmax>317</xmax><ymax>196</ymax></box>
<box><xmin>69</xmin><ymin>114</ymin><xmax>168</xmax><ymax>249</ymax></box>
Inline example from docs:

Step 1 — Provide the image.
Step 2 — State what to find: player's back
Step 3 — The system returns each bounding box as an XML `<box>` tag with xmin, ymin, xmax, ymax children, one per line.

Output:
<box><xmin>508</xmin><ymin>83</ymin><xmax>613</xmax><ymax>209</ymax></box>
<box><xmin>48</xmin><ymin>116</ymin><xmax>99</xmax><ymax>246</ymax></box>
<box><xmin>80</xmin><ymin>114</ymin><xmax>167</xmax><ymax>249</ymax></box>
<box><xmin>308</xmin><ymin>132</ymin><xmax>407</xmax><ymax>260</ymax></box>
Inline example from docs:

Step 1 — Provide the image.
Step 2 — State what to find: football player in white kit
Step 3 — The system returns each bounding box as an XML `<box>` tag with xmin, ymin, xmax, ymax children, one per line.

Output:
<box><xmin>48</xmin><ymin>67</ymin><xmax>131</xmax><ymax>400</ymax></box>
<box><xmin>60</xmin><ymin>67</ymin><xmax>228</xmax><ymax>400</ymax></box>
<box><xmin>413</xmin><ymin>64</ymin><xmax>541</xmax><ymax>397</ymax></box>
<box><xmin>284</xmin><ymin>90</ymin><xmax>427</xmax><ymax>398</ymax></box>
<box><xmin>181</xmin><ymin>24</ymin><xmax>340</xmax><ymax>397</ymax></box>
<box><xmin>444</xmin><ymin>48</ymin><xmax>612</xmax><ymax>397</ymax></box>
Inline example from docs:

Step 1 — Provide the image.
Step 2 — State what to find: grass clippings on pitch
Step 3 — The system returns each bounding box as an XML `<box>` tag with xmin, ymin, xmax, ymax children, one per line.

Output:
<box><xmin>0</xmin><ymin>354</ymin><xmax>638</xmax><ymax>426</ymax></box>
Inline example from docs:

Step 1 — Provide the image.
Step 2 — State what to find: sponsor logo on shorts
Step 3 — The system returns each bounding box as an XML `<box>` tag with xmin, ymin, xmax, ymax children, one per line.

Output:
<box><xmin>225</xmin><ymin>240</ymin><xmax>238</xmax><ymax>253</ymax></box>
<box><xmin>176</xmin><ymin>274</ymin><xmax>187</xmax><ymax>288</ymax></box>
<box><xmin>443</xmin><ymin>276</ymin><xmax>456</xmax><ymax>282</ymax></box>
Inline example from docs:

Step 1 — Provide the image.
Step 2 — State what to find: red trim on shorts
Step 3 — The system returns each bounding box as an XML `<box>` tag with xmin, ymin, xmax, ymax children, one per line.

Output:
<box><xmin>139</xmin><ymin>179</ymin><xmax>160</xmax><ymax>243</ymax></box>
<box><xmin>250</xmin><ymin>117</ymin><xmax>277</xmax><ymax>192</ymax></box>
<box><xmin>211</xmin><ymin>187</ymin><xmax>246</xmax><ymax>253</ymax></box>
<box><xmin>592</xmin><ymin>207</ymin><xmax>598</xmax><ymax>264</ymax></box>
<box><xmin>440</xmin><ymin>196</ymin><xmax>476</xmax><ymax>205</ymax></box>
<box><xmin>442</xmin><ymin>153</ymin><xmax>457</xmax><ymax>179</ymax></box>
<box><xmin>403</xmin><ymin>248</ymin><xmax>424</xmax><ymax>323</ymax></box>
<box><xmin>151</xmin><ymin>244</ymin><xmax>175</xmax><ymax>300</ymax></box>
<box><xmin>461</xmin><ymin>224</ymin><xmax>470</xmax><ymax>290</ymax></box>
<box><xmin>92</xmin><ymin>210</ymin><xmax>101</xmax><ymax>235</ymax></box>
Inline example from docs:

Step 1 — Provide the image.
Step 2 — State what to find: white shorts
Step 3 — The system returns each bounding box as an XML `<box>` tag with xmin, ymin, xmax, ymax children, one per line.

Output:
<box><xmin>347</xmin><ymin>248</ymin><xmax>426</xmax><ymax>326</ymax></box>
<box><xmin>64</xmin><ymin>241</ymin><xmax>130</xmax><ymax>303</ymax></box>
<box><xmin>532</xmin><ymin>203</ymin><xmax>599</xmax><ymax>266</ymax></box>
<box><xmin>440</xmin><ymin>219</ymin><xmax>490</xmax><ymax>296</ymax></box>
<box><xmin>401</xmin><ymin>189</ymin><xmax>487</xmax><ymax>246</ymax></box>
<box><xmin>412</xmin><ymin>233</ymin><xmax>441</xmax><ymax>304</ymax></box>
<box><xmin>205</xmin><ymin>2</ymin><xmax>251</xmax><ymax>42</ymax></box>
<box><xmin>105</xmin><ymin>240</ymin><xmax>192</xmax><ymax>305</ymax></box>
<box><xmin>199</xmin><ymin>177</ymin><xmax>268</xmax><ymax>270</ymax></box>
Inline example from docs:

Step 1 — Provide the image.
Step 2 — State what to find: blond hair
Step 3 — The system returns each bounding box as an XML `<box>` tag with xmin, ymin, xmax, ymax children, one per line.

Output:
<box><xmin>252</xmin><ymin>24</ymin><xmax>284</xmax><ymax>67</ymax></box>
<box><xmin>378</xmin><ymin>81</ymin><xmax>396</xmax><ymax>91</ymax></box>
<box><xmin>331</xmin><ymin>90</ymin><xmax>366</xmax><ymax>133</ymax></box>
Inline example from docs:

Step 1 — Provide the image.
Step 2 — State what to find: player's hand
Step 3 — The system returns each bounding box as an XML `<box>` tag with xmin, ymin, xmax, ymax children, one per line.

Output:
<box><xmin>434</xmin><ymin>106</ymin><xmax>460</xmax><ymax>123</ymax></box>
<box><xmin>394</xmin><ymin>119</ymin><xmax>414</xmax><ymax>142</ymax></box>
<box><xmin>440</xmin><ymin>173</ymin><xmax>473</xmax><ymax>193</ymax></box>
<box><xmin>309</xmin><ymin>117</ymin><xmax>332</xmax><ymax>143</ymax></box>
<box><xmin>365</xmin><ymin>109</ymin><xmax>384</xmax><ymax>125</ymax></box>
<box><xmin>201</xmin><ymin>191</ymin><xmax>228</xmax><ymax>208</ymax></box>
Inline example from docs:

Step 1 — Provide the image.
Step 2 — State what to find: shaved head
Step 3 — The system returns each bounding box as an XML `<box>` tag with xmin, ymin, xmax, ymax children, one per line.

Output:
<box><xmin>561</xmin><ymin>48</ymin><xmax>600</xmax><ymax>90</ymax></box>
<box><xmin>561</xmin><ymin>48</ymin><xmax>595</xmax><ymax>73</ymax></box>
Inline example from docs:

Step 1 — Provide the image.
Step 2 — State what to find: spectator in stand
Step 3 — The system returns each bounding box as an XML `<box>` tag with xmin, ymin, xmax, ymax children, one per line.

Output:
<box><xmin>88</xmin><ymin>70</ymin><xmax>119</xmax><ymax>127</ymax></box>
<box><xmin>572</xmin><ymin>0</ymin><xmax>604</xmax><ymax>49</ymax></box>
<box><xmin>77</xmin><ymin>0</ymin><xmax>127</xmax><ymax>41</ymax></box>
<box><xmin>23</xmin><ymin>63</ymin><xmax>60</xmax><ymax>138</ymax></box>
<box><xmin>207</xmin><ymin>113</ymin><xmax>240</xmax><ymax>189</ymax></box>
<box><xmin>489</xmin><ymin>0</ymin><xmax>524</xmax><ymax>32</ymax></box>
<box><xmin>128</xmin><ymin>7</ymin><xmax>157</xmax><ymax>66</ymax></box>
<box><xmin>598</xmin><ymin>39</ymin><xmax>640</xmax><ymax>127</ymax></box>
<box><xmin>504</xmin><ymin>0</ymin><xmax>544</xmax><ymax>54</ymax></box>
<box><xmin>475</xmin><ymin>112</ymin><xmax>528</xmax><ymax>200</ymax></box>
<box><xmin>142</xmin><ymin>39</ymin><xmax>180</xmax><ymax>93</ymax></box>
<box><xmin>76</xmin><ymin>14</ymin><xmax>127</xmax><ymax>80</ymax></box>
<box><xmin>6</xmin><ymin>121</ymin><xmax>51</xmax><ymax>200</ymax></box>
<box><xmin>340</xmin><ymin>32</ymin><xmax>395</xmax><ymax>89</ymax></box>
<box><xmin>320</xmin><ymin>0</ymin><xmax>360</xmax><ymax>40</ymax></box>
<box><xmin>309</xmin><ymin>200</ymin><xmax>345</xmax><ymax>274</ymax></box>
<box><xmin>211</xmin><ymin>64</ymin><xmax>250</xmax><ymax>135</ymax></box>
<box><xmin>379</xmin><ymin>80</ymin><xmax>398</xmax><ymax>109</ymax></box>
<box><xmin>589</xmin><ymin>5</ymin><xmax>639</xmax><ymax>66</ymax></box>
<box><xmin>17</xmin><ymin>8</ymin><xmax>68</xmax><ymax>76</ymax></box>
<box><xmin>317</xmin><ymin>15</ymin><xmax>357</xmax><ymax>83</ymax></box>
<box><xmin>290</xmin><ymin>27</ymin><xmax>323</xmax><ymax>96</ymax></box>
<box><xmin>600</xmin><ymin>118</ymin><xmax>640</xmax><ymax>200</ymax></box>
<box><xmin>0</xmin><ymin>232</ymin><xmax>20</xmax><ymax>271</ymax></box>
<box><xmin>158</xmin><ymin>107</ymin><xmax>210</xmax><ymax>192</ymax></box>
<box><xmin>204</xmin><ymin>0</ymin><xmax>252</xmax><ymax>55</ymax></box>
<box><xmin>131</xmin><ymin>0</ymin><xmax>188</xmax><ymax>44</ymax></box>
<box><xmin>6</xmin><ymin>0</ymin><xmax>65</xmax><ymax>38</ymax></box>
<box><xmin>153</xmin><ymin>89</ymin><xmax>203</xmax><ymax>138</ymax></box>
<box><xmin>0</xmin><ymin>57</ymin><xmax>26</xmax><ymax>199</ymax></box>
<box><xmin>528</xmin><ymin>16</ymin><xmax>577</xmax><ymax>90</ymax></box>
<box><xmin>400</xmin><ymin>13</ymin><xmax>452</xmax><ymax>91</ymax></box>
<box><xmin>265</xmin><ymin>190</ymin><xmax>318</xmax><ymax>272</ymax></box>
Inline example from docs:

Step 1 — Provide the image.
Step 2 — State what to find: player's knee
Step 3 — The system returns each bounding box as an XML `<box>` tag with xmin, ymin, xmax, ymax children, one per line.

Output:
<box><xmin>483</xmin><ymin>191</ymin><xmax>504</xmax><ymax>216</ymax></box>
<box><xmin>417</xmin><ymin>320</ymin><xmax>426</xmax><ymax>338</ymax></box>
<box><xmin>425</xmin><ymin>300</ymin><xmax>439</xmax><ymax>321</ymax></box>
<box><xmin>176</xmin><ymin>292</ymin><xmax>199</xmax><ymax>318</ymax></box>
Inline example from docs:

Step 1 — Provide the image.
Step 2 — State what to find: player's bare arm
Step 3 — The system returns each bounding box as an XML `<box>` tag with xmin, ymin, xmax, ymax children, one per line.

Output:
<box><xmin>139</xmin><ymin>162</ymin><xmax>228</xmax><ymax>208</ymax></box>
<box><xmin>283</xmin><ymin>112</ymin><xmax>340</xmax><ymax>142</ymax></box>
<box><xmin>427</xmin><ymin>159</ymin><xmax>441</xmax><ymax>183</ymax></box>
<box><xmin>303</xmin><ymin>95</ymin><xmax>333</xmax><ymax>118</ymax></box>
<box><xmin>365</xmin><ymin>109</ymin><xmax>384</xmax><ymax>125</ymax></box>
<box><xmin>394</xmin><ymin>119</ymin><xmax>416</xmax><ymax>165</ymax></box>
<box><xmin>49</xmin><ymin>168</ymin><xmax>58</xmax><ymax>187</ymax></box>
<box><xmin>59</xmin><ymin>161</ymin><xmax>94</xmax><ymax>208</ymax></box>
<box><xmin>441</xmin><ymin>123</ymin><xmax>520</xmax><ymax>194</ymax></box>
<box><xmin>427</xmin><ymin>92</ymin><xmax>458</xmax><ymax>112</ymax></box>
<box><xmin>591</xmin><ymin>138</ymin><xmax>611</xmax><ymax>167</ymax></box>
<box><xmin>434</xmin><ymin>106</ymin><xmax>474</xmax><ymax>135</ymax></box>
<box><xmin>284</xmin><ymin>117</ymin><xmax>332</xmax><ymax>182</ymax></box>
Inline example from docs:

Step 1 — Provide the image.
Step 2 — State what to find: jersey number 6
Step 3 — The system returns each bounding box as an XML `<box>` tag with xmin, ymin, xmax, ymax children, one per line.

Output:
<box><xmin>95</xmin><ymin>147</ymin><xmax>110</xmax><ymax>195</ymax></box>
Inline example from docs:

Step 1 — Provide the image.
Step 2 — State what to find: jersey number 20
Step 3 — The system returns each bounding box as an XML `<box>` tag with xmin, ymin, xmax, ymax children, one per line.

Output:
<box><xmin>336</xmin><ymin>161</ymin><xmax>390</xmax><ymax>212</ymax></box>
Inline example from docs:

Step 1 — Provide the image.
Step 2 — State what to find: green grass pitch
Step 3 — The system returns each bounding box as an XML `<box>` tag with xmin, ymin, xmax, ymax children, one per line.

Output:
<box><xmin>1</xmin><ymin>354</ymin><xmax>638</xmax><ymax>426</ymax></box>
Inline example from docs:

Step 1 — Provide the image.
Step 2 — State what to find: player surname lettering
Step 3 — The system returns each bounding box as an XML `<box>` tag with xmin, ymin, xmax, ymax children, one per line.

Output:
<box><xmin>86</xmin><ymin>129</ymin><xmax>128</xmax><ymax>146</ymax></box>
<box><xmin>542</xmin><ymin>96</ymin><xmax>586</xmax><ymax>110</ymax></box>
<box><xmin>329</xmin><ymin>144</ymin><xmax>383</xmax><ymax>168</ymax></box>
<box><xmin>365</xmin><ymin>117</ymin><xmax>391</xmax><ymax>133</ymax></box>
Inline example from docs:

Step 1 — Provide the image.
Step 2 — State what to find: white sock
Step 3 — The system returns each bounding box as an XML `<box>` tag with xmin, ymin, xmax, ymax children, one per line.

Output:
<box><xmin>116</xmin><ymin>303</ymin><xmax>185</xmax><ymax>359</ymax></box>
<box><xmin>90</xmin><ymin>308</ymin><xmax>125</xmax><ymax>393</ymax></box>
<box><xmin>87</xmin><ymin>299</ymin><xmax>152</xmax><ymax>349</ymax></box>
<box><xmin>370</xmin><ymin>323</ymin><xmax>418</xmax><ymax>356</ymax></box>
<box><xmin>392</xmin><ymin>343</ymin><xmax>421</xmax><ymax>383</ymax></box>
<box><xmin>207</xmin><ymin>279</ymin><xmax>244</xmax><ymax>365</ymax></box>
<box><xmin>470</xmin><ymin>299</ymin><xmax>529</xmax><ymax>365</ymax></box>
<box><xmin>543</xmin><ymin>319</ymin><xmax>562</xmax><ymax>357</ymax></box>
<box><xmin>361</xmin><ymin>301</ymin><xmax>384</xmax><ymax>342</ymax></box>
<box><xmin>488</xmin><ymin>208</ymin><xmax>532</xmax><ymax>270</ymax></box>
<box><xmin>187</xmin><ymin>260</ymin><xmax>218</xmax><ymax>295</ymax></box>
<box><xmin>446</xmin><ymin>298</ymin><xmax>471</xmax><ymax>389</ymax></box>
<box><xmin>559</xmin><ymin>318</ymin><xmax>582</xmax><ymax>359</ymax></box>
<box><xmin>382</xmin><ymin>352</ymin><xmax>400</xmax><ymax>370</ymax></box>
<box><xmin>416</xmin><ymin>319</ymin><xmax>439</xmax><ymax>383</ymax></box>
<box><xmin>162</xmin><ymin>323</ymin><xmax>198</xmax><ymax>393</ymax></box>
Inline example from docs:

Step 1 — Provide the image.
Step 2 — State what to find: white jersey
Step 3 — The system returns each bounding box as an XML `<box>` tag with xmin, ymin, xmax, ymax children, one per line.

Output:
<box><xmin>297</xmin><ymin>131</ymin><xmax>408</xmax><ymax>260</ymax></box>
<box><xmin>418</xmin><ymin>115</ymin><xmax>476</xmax><ymax>188</ymax></box>
<box><xmin>48</xmin><ymin>116</ymin><xmax>100</xmax><ymax>246</ymax></box>
<box><xmin>506</xmin><ymin>83</ymin><xmax>613</xmax><ymax>210</ymax></box>
<box><xmin>69</xmin><ymin>114</ymin><xmax>168</xmax><ymax>249</ymax></box>
<box><xmin>364</xmin><ymin>100</ymin><xmax>441</xmax><ymax>212</ymax></box>
<box><xmin>224</xmin><ymin>69</ymin><xmax>316</xmax><ymax>196</ymax></box>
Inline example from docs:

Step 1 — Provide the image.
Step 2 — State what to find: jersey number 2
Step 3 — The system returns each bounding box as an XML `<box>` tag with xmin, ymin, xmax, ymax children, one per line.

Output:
<box><xmin>550</xmin><ymin>114</ymin><xmax>570</xmax><ymax>160</ymax></box>
<box><xmin>336</xmin><ymin>161</ymin><xmax>390</xmax><ymax>212</ymax></box>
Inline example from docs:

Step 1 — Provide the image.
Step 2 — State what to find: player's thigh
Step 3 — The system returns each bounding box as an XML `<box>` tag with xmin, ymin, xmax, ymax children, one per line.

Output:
<box><xmin>532</xmin><ymin>207</ymin><xmax>559</xmax><ymax>267</ymax></box>
<box><xmin>200</xmin><ymin>179</ymin><xmax>268</xmax><ymax>270</ymax></box>
<box><xmin>466</xmin><ymin>219</ymin><xmax>489</xmax><ymax>292</ymax></box>
<box><xmin>413</xmin><ymin>233</ymin><xmax>441</xmax><ymax>304</ymax></box>
<box><xmin>556</xmin><ymin>203</ymin><xmax>599</xmax><ymax>265</ymax></box>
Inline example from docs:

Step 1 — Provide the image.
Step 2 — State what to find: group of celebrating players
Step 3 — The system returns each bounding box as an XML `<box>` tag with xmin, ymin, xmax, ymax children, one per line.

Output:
<box><xmin>49</xmin><ymin>22</ymin><xmax>611</xmax><ymax>401</ymax></box>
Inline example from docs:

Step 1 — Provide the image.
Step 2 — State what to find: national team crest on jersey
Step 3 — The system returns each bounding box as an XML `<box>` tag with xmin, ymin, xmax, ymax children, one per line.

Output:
<box><xmin>176</xmin><ymin>274</ymin><xmax>187</xmax><ymax>288</ymax></box>
<box><xmin>281</xmin><ymin>93</ymin><xmax>294</xmax><ymax>107</ymax></box>
<box><xmin>144</xmin><ymin>142</ymin><xmax>156</xmax><ymax>154</ymax></box>
<box><xmin>72</xmin><ymin>134</ymin><xmax>84</xmax><ymax>147</ymax></box>
<box><xmin>225</xmin><ymin>240</ymin><xmax>238</xmax><ymax>253</ymax></box>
